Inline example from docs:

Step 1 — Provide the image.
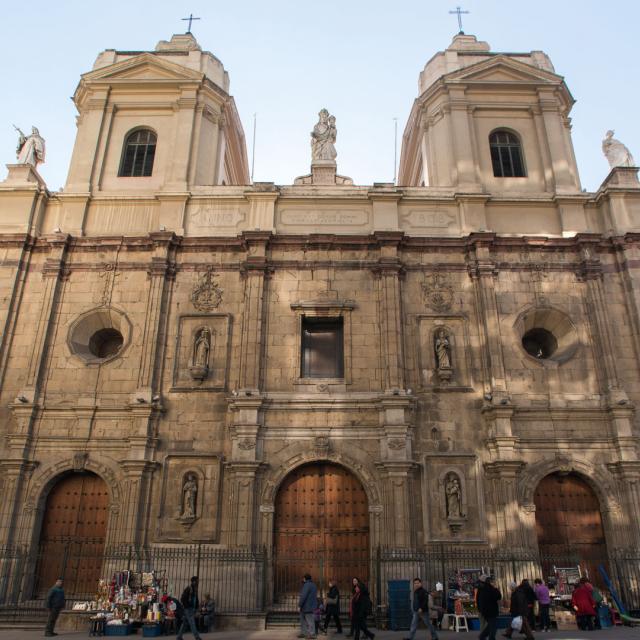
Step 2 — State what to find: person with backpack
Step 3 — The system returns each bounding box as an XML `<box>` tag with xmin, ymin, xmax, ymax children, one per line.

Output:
<box><xmin>403</xmin><ymin>578</ymin><xmax>439</xmax><ymax>640</ymax></box>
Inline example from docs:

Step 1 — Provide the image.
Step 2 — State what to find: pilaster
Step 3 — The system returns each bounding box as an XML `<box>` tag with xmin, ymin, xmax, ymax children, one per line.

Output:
<box><xmin>238</xmin><ymin>232</ymin><xmax>272</xmax><ymax>392</ymax></box>
<box><xmin>373</xmin><ymin>232</ymin><xmax>405</xmax><ymax>392</ymax></box>
<box><xmin>376</xmin><ymin>461</ymin><xmax>418</xmax><ymax>548</ymax></box>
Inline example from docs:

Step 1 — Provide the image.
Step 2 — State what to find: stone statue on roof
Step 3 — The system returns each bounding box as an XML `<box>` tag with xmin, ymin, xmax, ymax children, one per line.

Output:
<box><xmin>311</xmin><ymin>109</ymin><xmax>337</xmax><ymax>162</ymax></box>
<box><xmin>602</xmin><ymin>130</ymin><xmax>635</xmax><ymax>168</ymax></box>
<box><xmin>14</xmin><ymin>126</ymin><xmax>46</xmax><ymax>167</ymax></box>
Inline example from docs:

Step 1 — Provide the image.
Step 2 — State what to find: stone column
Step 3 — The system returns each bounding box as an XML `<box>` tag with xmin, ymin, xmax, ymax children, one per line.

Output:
<box><xmin>448</xmin><ymin>89</ymin><xmax>481</xmax><ymax>190</ymax></box>
<box><xmin>373</xmin><ymin>232</ymin><xmax>406</xmax><ymax>392</ymax></box>
<box><xmin>224</xmin><ymin>462</ymin><xmax>263</xmax><ymax>548</ymax></box>
<box><xmin>134</xmin><ymin>232</ymin><xmax>177</xmax><ymax>403</ymax></box>
<box><xmin>116</xmin><ymin>460</ymin><xmax>159</xmax><ymax>547</ymax></box>
<box><xmin>578</xmin><ymin>239</ymin><xmax>636</xmax><ymax>459</ymax></box>
<box><xmin>467</xmin><ymin>236</ymin><xmax>508</xmax><ymax>400</ymax></box>
<box><xmin>377</xmin><ymin>461</ymin><xmax>417</xmax><ymax>548</ymax></box>
<box><xmin>165</xmin><ymin>88</ymin><xmax>198</xmax><ymax>191</ymax></box>
<box><xmin>607</xmin><ymin>461</ymin><xmax>640</xmax><ymax>550</ymax></box>
<box><xmin>238</xmin><ymin>232</ymin><xmax>271</xmax><ymax>393</ymax></box>
<box><xmin>484</xmin><ymin>461</ymin><xmax>526</xmax><ymax>549</ymax></box>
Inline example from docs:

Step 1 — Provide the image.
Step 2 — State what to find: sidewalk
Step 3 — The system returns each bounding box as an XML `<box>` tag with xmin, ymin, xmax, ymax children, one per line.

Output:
<box><xmin>3</xmin><ymin>629</ymin><xmax>640</xmax><ymax>640</ymax></box>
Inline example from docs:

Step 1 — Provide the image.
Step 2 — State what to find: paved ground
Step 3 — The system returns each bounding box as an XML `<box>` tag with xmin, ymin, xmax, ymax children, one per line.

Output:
<box><xmin>3</xmin><ymin>629</ymin><xmax>640</xmax><ymax>640</ymax></box>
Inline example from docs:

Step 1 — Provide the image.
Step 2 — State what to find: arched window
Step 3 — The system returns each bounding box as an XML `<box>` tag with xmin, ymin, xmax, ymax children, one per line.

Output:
<box><xmin>118</xmin><ymin>129</ymin><xmax>156</xmax><ymax>177</ymax></box>
<box><xmin>489</xmin><ymin>130</ymin><xmax>526</xmax><ymax>177</ymax></box>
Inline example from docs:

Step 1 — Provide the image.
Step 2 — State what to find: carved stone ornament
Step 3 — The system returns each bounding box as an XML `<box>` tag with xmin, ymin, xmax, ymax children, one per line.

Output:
<box><xmin>191</xmin><ymin>268</ymin><xmax>223</xmax><ymax>311</ymax></box>
<box><xmin>178</xmin><ymin>473</ymin><xmax>198</xmax><ymax>524</ymax></box>
<box><xmin>422</xmin><ymin>273</ymin><xmax>454</xmax><ymax>312</ymax></box>
<box><xmin>444</xmin><ymin>472</ymin><xmax>465</xmax><ymax>521</ymax></box>
<box><xmin>387</xmin><ymin>438</ymin><xmax>406</xmax><ymax>450</ymax></box>
<box><xmin>315</xmin><ymin>435</ymin><xmax>330</xmax><ymax>456</ymax></box>
<box><xmin>73</xmin><ymin>451</ymin><xmax>88</xmax><ymax>472</ymax></box>
<box><xmin>237</xmin><ymin>439</ymin><xmax>256</xmax><ymax>450</ymax></box>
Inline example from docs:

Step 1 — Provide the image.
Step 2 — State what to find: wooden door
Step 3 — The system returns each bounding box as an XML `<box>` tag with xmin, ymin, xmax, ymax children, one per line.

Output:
<box><xmin>35</xmin><ymin>472</ymin><xmax>110</xmax><ymax>597</ymax></box>
<box><xmin>274</xmin><ymin>463</ymin><xmax>369</xmax><ymax>603</ymax></box>
<box><xmin>534</xmin><ymin>473</ymin><xmax>608</xmax><ymax>587</ymax></box>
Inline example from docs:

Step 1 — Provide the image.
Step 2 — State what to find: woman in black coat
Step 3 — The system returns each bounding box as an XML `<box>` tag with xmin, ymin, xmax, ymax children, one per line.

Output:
<box><xmin>352</xmin><ymin>582</ymin><xmax>375</xmax><ymax>640</ymax></box>
<box><xmin>324</xmin><ymin>579</ymin><xmax>343</xmax><ymax>633</ymax></box>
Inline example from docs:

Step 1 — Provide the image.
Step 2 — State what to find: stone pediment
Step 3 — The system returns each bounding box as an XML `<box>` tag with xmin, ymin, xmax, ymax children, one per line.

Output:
<box><xmin>445</xmin><ymin>55</ymin><xmax>563</xmax><ymax>86</ymax></box>
<box><xmin>81</xmin><ymin>53</ymin><xmax>203</xmax><ymax>84</ymax></box>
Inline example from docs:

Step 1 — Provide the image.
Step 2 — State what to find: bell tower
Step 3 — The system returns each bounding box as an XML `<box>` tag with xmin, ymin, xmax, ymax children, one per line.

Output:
<box><xmin>399</xmin><ymin>34</ymin><xmax>581</xmax><ymax>196</ymax></box>
<box><xmin>64</xmin><ymin>33</ymin><xmax>249</xmax><ymax>195</ymax></box>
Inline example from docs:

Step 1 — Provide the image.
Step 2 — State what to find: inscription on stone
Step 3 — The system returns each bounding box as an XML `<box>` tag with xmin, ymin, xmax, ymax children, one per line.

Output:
<box><xmin>404</xmin><ymin>209</ymin><xmax>457</xmax><ymax>229</ymax></box>
<box><xmin>190</xmin><ymin>207</ymin><xmax>244</xmax><ymax>228</ymax></box>
<box><xmin>280</xmin><ymin>209</ymin><xmax>368</xmax><ymax>226</ymax></box>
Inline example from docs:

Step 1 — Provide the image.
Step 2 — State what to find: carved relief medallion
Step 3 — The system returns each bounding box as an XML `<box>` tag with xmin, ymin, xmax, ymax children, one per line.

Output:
<box><xmin>191</xmin><ymin>268</ymin><xmax>223</xmax><ymax>311</ymax></box>
<box><xmin>422</xmin><ymin>273</ymin><xmax>454</xmax><ymax>312</ymax></box>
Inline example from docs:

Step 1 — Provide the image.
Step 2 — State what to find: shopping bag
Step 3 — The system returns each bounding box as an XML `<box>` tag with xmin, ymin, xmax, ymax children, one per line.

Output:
<box><xmin>511</xmin><ymin>616</ymin><xmax>523</xmax><ymax>632</ymax></box>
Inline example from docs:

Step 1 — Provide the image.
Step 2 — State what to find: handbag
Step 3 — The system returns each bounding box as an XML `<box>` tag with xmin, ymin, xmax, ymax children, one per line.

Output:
<box><xmin>326</xmin><ymin>596</ymin><xmax>337</xmax><ymax>606</ymax></box>
<box><xmin>511</xmin><ymin>616</ymin><xmax>523</xmax><ymax>632</ymax></box>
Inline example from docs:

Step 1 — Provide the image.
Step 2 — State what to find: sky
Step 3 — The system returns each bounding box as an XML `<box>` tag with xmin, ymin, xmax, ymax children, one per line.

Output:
<box><xmin>1</xmin><ymin>0</ymin><xmax>638</xmax><ymax>192</ymax></box>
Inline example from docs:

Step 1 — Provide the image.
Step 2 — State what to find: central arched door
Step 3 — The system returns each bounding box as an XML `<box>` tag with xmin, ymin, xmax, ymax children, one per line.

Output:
<box><xmin>35</xmin><ymin>472</ymin><xmax>110</xmax><ymax>597</ymax></box>
<box><xmin>534</xmin><ymin>472</ymin><xmax>608</xmax><ymax>588</ymax></box>
<box><xmin>273</xmin><ymin>462</ymin><xmax>369</xmax><ymax>605</ymax></box>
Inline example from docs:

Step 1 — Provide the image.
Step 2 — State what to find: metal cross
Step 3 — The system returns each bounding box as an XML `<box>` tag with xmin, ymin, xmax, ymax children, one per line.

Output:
<box><xmin>449</xmin><ymin>6</ymin><xmax>470</xmax><ymax>33</ymax></box>
<box><xmin>181</xmin><ymin>13</ymin><xmax>201</xmax><ymax>33</ymax></box>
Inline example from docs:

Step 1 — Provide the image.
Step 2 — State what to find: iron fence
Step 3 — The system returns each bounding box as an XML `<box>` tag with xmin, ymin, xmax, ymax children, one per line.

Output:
<box><xmin>0</xmin><ymin>542</ymin><xmax>638</xmax><ymax>615</ymax></box>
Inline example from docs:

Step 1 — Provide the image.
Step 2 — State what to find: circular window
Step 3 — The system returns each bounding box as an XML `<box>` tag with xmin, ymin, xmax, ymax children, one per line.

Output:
<box><xmin>89</xmin><ymin>328</ymin><xmax>124</xmax><ymax>359</ymax></box>
<box><xmin>514</xmin><ymin>307</ymin><xmax>579</xmax><ymax>364</ymax></box>
<box><xmin>522</xmin><ymin>328</ymin><xmax>558</xmax><ymax>359</ymax></box>
<box><xmin>68</xmin><ymin>308</ymin><xmax>131</xmax><ymax>364</ymax></box>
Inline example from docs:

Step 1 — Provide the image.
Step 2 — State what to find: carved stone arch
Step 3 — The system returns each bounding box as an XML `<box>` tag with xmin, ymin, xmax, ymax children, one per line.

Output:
<box><xmin>261</xmin><ymin>449</ymin><xmax>382</xmax><ymax>510</ymax></box>
<box><xmin>22</xmin><ymin>455</ymin><xmax>123</xmax><ymax>547</ymax></box>
<box><xmin>518</xmin><ymin>456</ymin><xmax>620</xmax><ymax>517</ymax></box>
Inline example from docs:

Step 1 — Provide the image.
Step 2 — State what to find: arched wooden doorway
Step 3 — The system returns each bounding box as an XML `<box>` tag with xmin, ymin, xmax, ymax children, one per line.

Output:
<box><xmin>273</xmin><ymin>462</ymin><xmax>369</xmax><ymax>605</ymax></box>
<box><xmin>34</xmin><ymin>472</ymin><xmax>110</xmax><ymax>597</ymax></box>
<box><xmin>534</xmin><ymin>472</ymin><xmax>608</xmax><ymax>588</ymax></box>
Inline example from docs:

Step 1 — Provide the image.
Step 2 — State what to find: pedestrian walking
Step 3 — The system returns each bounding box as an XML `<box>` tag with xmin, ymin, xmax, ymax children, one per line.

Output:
<box><xmin>44</xmin><ymin>577</ymin><xmax>65</xmax><ymax>637</ymax></box>
<box><xmin>298</xmin><ymin>573</ymin><xmax>318</xmax><ymax>639</ymax></box>
<box><xmin>177</xmin><ymin>576</ymin><xmax>202</xmax><ymax>640</ymax></box>
<box><xmin>477</xmin><ymin>576</ymin><xmax>501</xmax><ymax>640</ymax></box>
<box><xmin>324</xmin><ymin>579</ymin><xmax>343</xmax><ymax>633</ymax></box>
<box><xmin>346</xmin><ymin>576</ymin><xmax>360</xmax><ymax>637</ymax></box>
<box><xmin>571</xmin><ymin>578</ymin><xmax>596</xmax><ymax>631</ymax></box>
<box><xmin>352</xmin><ymin>582</ymin><xmax>375</xmax><ymax>640</ymax></box>
<box><xmin>403</xmin><ymin>578</ymin><xmax>438</xmax><ymax>640</ymax></box>
<box><xmin>520</xmin><ymin>579</ymin><xmax>537</xmax><ymax>630</ymax></box>
<box><xmin>502</xmin><ymin>582</ymin><xmax>534</xmax><ymax>640</ymax></box>
<box><xmin>533</xmin><ymin>580</ymin><xmax>550</xmax><ymax>632</ymax></box>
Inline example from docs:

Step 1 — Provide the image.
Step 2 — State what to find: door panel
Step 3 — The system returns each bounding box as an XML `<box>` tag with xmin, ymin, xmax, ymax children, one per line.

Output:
<box><xmin>274</xmin><ymin>463</ymin><xmax>369</xmax><ymax>604</ymax></box>
<box><xmin>35</xmin><ymin>473</ymin><xmax>109</xmax><ymax>597</ymax></box>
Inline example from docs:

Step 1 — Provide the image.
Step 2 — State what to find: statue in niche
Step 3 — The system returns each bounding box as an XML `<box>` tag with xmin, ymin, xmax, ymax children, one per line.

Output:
<box><xmin>434</xmin><ymin>328</ymin><xmax>453</xmax><ymax>382</ymax></box>
<box><xmin>190</xmin><ymin>327</ymin><xmax>211</xmax><ymax>380</ymax></box>
<box><xmin>445</xmin><ymin>473</ymin><xmax>464</xmax><ymax>519</ymax></box>
<box><xmin>180</xmin><ymin>474</ymin><xmax>198</xmax><ymax>520</ymax></box>
<box><xmin>311</xmin><ymin>109</ymin><xmax>338</xmax><ymax>162</ymax></box>
<box><xmin>602</xmin><ymin>130</ymin><xmax>635</xmax><ymax>168</ymax></box>
<box><xmin>14</xmin><ymin>125</ymin><xmax>46</xmax><ymax>167</ymax></box>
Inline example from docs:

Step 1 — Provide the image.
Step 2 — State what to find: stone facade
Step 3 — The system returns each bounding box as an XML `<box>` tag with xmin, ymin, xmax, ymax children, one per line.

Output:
<box><xmin>1</xmin><ymin>31</ymin><xmax>640</xmax><ymax>605</ymax></box>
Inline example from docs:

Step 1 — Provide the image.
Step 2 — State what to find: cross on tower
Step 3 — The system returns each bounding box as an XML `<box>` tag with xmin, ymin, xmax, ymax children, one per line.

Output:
<box><xmin>181</xmin><ymin>13</ymin><xmax>201</xmax><ymax>34</ymax></box>
<box><xmin>449</xmin><ymin>6</ymin><xmax>470</xmax><ymax>34</ymax></box>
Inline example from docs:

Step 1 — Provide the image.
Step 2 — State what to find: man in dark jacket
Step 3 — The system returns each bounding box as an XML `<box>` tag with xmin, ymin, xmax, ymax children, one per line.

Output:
<box><xmin>404</xmin><ymin>578</ymin><xmax>439</xmax><ymax>640</ymax></box>
<box><xmin>298</xmin><ymin>573</ymin><xmax>318</xmax><ymax>639</ymax></box>
<box><xmin>44</xmin><ymin>578</ymin><xmax>65</xmax><ymax>637</ymax></box>
<box><xmin>177</xmin><ymin>576</ymin><xmax>202</xmax><ymax>640</ymax></box>
<box><xmin>477</xmin><ymin>576</ymin><xmax>502</xmax><ymax>640</ymax></box>
<box><xmin>503</xmin><ymin>582</ymin><xmax>534</xmax><ymax>640</ymax></box>
<box><xmin>324</xmin><ymin>579</ymin><xmax>343</xmax><ymax>634</ymax></box>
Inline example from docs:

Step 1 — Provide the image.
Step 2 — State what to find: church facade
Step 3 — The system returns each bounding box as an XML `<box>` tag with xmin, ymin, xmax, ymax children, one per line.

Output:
<box><xmin>0</xmin><ymin>31</ymin><xmax>640</xmax><ymax>615</ymax></box>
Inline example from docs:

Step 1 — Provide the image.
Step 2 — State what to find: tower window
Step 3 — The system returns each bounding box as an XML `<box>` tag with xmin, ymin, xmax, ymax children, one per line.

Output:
<box><xmin>490</xmin><ymin>130</ymin><xmax>526</xmax><ymax>178</ymax></box>
<box><xmin>119</xmin><ymin>129</ymin><xmax>157</xmax><ymax>177</ymax></box>
<box><xmin>301</xmin><ymin>317</ymin><xmax>344</xmax><ymax>378</ymax></box>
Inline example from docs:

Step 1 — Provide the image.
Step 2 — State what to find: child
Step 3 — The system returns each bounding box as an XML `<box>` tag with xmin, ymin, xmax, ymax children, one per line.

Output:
<box><xmin>314</xmin><ymin>598</ymin><xmax>327</xmax><ymax>635</ymax></box>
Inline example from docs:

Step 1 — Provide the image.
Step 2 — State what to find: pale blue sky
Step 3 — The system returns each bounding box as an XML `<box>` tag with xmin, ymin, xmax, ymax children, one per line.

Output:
<box><xmin>1</xmin><ymin>0</ymin><xmax>638</xmax><ymax>191</ymax></box>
